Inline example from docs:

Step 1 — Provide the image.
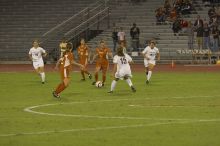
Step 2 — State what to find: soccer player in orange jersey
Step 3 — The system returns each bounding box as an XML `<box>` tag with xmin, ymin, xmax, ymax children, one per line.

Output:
<box><xmin>77</xmin><ymin>39</ymin><xmax>92</xmax><ymax>81</ymax></box>
<box><xmin>91</xmin><ymin>40</ymin><xmax>113</xmax><ymax>86</ymax></box>
<box><xmin>53</xmin><ymin>43</ymin><xmax>84</xmax><ymax>98</ymax></box>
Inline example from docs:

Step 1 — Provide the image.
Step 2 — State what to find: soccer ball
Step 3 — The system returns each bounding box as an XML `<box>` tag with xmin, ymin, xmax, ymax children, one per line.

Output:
<box><xmin>95</xmin><ymin>81</ymin><xmax>103</xmax><ymax>88</ymax></box>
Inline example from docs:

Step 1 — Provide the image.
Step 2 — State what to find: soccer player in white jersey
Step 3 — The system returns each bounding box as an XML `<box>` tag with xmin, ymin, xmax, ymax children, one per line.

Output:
<box><xmin>142</xmin><ymin>40</ymin><xmax>160</xmax><ymax>84</ymax></box>
<box><xmin>108</xmin><ymin>46</ymin><xmax>136</xmax><ymax>93</ymax></box>
<box><xmin>28</xmin><ymin>40</ymin><xmax>47</xmax><ymax>84</ymax></box>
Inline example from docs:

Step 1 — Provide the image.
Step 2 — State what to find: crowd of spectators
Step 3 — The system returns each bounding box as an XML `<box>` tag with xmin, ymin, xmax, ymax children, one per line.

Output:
<box><xmin>155</xmin><ymin>0</ymin><xmax>193</xmax><ymax>24</ymax></box>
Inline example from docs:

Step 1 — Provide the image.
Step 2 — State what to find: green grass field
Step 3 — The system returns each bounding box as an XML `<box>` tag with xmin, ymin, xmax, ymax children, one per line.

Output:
<box><xmin>0</xmin><ymin>71</ymin><xmax>220</xmax><ymax>146</ymax></box>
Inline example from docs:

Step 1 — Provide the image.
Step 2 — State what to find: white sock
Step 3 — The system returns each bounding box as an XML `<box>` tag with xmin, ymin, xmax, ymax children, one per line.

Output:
<box><xmin>125</xmin><ymin>78</ymin><xmax>133</xmax><ymax>87</ymax></box>
<box><xmin>111</xmin><ymin>80</ymin><xmax>117</xmax><ymax>91</ymax></box>
<box><xmin>147</xmin><ymin>71</ymin><xmax>152</xmax><ymax>81</ymax></box>
<box><xmin>40</xmin><ymin>72</ymin><xmax>45</xmax><ymax>82</ymax></box>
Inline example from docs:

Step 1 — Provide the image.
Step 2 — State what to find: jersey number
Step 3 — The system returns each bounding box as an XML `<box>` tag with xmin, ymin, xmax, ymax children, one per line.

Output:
<box><xmin>120</xmin><ymin>58</ymin><xmax>127</xmax><ymax>64</ymax></box>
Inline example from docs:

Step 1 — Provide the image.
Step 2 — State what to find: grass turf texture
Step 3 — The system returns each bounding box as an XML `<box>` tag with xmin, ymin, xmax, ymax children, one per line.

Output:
<box><xmin>0</xmin><ymin>71</ymin><xmax>220</xmax><ymax>146</ymax></box>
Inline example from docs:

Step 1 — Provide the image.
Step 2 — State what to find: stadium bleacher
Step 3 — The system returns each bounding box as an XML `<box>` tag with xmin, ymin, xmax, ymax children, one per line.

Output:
<box><xmin>0</xmin><ymin>0</ymin><xmax>219</xmax><ymax>64</ymax></box>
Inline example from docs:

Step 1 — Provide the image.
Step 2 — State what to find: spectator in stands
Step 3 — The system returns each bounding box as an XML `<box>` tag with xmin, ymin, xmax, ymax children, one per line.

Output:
<box><xmin>112</xmin><ymin>27</ymin><xmax>118</xmax><ymax>52</ymax></box>
<box><xmin>194</xmin><ymin>15</ymin><xmax>204</xmax><ymax>28</ymax></box>
<box><xmin>187</xmin><ymin>21</ymin><xmax>194</xmax><ymax>49</ymax></box>
<box><xmin>164</xmin><ymin>0</ymin><xmax>172</xmax><ymax>16</ymax></box>
<box><xmin>203</xmin><ymin>23</ymin><xmax>211</xmax><ymax>50</ymax></box>
<box><xmin>172</xmin><ymin>18</ymin><xmax>181</xmax><ymax>35</ymax></box>
<box><xmin>130</xmin><ymin>23</ymin><xmax>140</xmax><ymax>51</ymax></box>
<box><xmin>117</xmin><ymin>27</ymin><xmax>126</xmax><ymax>44</ymax></box>
<box><xmin>155</xmin><ymin>7</ymin><xmax>166</xmax><ymax>24</ymax></box>
<box><xmin>169</xmin><ymin>8</ymin><xmax>178</xmax><ymax>22</ymax></box>
<box><xmin>181</xmin><ymin>0</ymin><xmax>192</xmax><ymax>15</ymax></box>
<box><xmin>208</xmin><ymin>6</ymin><xmax>216</xmax><ymax>19</ymax></box>
<box><xmin>195</xmin><ymin>23</ymin><xmax>204</xmax><ymax>50</ymax></box>
<box><xmin>211</xmin><ymin>25</ymin><xmax>219</xmax><ymax>52</ymax></box>
<box><xmin>180</xmin><ymin>19</ymin><xmax>188</xmax><ymax>33</ymax></box>
<box><xmin>173</xmin><ymin>0</ymin><xmax>182</xmax><ymax>14</ymax></box>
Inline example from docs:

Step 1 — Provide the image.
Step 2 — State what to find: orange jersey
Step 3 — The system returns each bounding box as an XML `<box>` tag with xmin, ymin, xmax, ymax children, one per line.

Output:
<box><xmin>96</xmin><ymin>47</ymin><xmax>111</xmax><ymax>63</ymax></box>
<box><xmin>59</xmin><ymin>51</ymin><xmax>74</xmax><ymax>79</ymax></box>
<box><xmin>77</xmin><ymin>45</ymin><xmax>89</xmax><ymax>61</ymax></box>
<box><xmin>60</xmin><ymin>51</ymin><xmax>74</xmax><ymax>69</ymax></box>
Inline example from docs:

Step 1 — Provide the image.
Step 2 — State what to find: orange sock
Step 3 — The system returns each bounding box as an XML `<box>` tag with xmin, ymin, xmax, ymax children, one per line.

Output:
<box><xmin>81</xmin><ymin>70</ymin><xmax>85</xmax><ymax>79</ymax></box>
<box><xmin>95</xmin><ymin>73</ymin><xmax>98</xmax><ymax>81</ymax></box>
<box><xmin>84</xmin><ymin>70</ymin><xmax>90</xmax><ymax>75</ymax></box>
<box><xmin>55</xmin><ymin>82</ymin><xmax>66</xmax><ymax>94</ymax></box>
<box><xmin>102</xmin><ymin>75</ymin><xmax>106</xmax><ymax>83</ymax></box>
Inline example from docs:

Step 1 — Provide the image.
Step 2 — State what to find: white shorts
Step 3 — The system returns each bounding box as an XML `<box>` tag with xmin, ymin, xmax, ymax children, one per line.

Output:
<box><xmin>115</xmin><ymin>68</ymin><xmax>132</xmax><ymax>79</ymax></box>
<box><xmin>144</xmin><ymin>59</ymin><xmax>156</xmax><ymax>67</ymax></box>
<box><xmin>33</xmin><ymin>60</ymin><xmax>44</xmax><ymax>70</ymax></box>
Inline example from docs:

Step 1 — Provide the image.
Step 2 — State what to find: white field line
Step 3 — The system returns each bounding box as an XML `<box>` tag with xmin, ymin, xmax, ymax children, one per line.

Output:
<box><xmin>1</xmin><ymin>119</ymin><xmax>220</xmax><ymax>137</ymax></box>
<box><xmin>23</xmin><ymin>95</ymin><xmax>217</xmax><ymax>121</ymax></box>
<box><xmin>129</xmin><ymin>105</ymin><xmax>220</xmax><ymax>108</ymax></box>
<box><xmin>1</xmin><ymin>95</ymin><xmax>218</xmax><ymax>137</ymax></box>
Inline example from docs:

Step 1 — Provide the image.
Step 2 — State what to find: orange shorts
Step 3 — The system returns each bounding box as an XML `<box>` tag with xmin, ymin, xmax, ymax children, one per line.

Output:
<box><xmin>79</xmin><ymin>59</ymin><xmax>88</xmax><ymax>66</ymax></box>
<box><xmin>96</xmin><ymin>60</ymin><xmax>109</xmax><ymax>72</ymax></box>
<box><xmin>60</xmin><ymin>66</ymin><xmax>71</xmax><ymax>80</ymax></box>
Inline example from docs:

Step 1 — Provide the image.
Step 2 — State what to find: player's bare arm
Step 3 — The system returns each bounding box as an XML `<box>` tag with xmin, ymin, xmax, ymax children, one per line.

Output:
<box><xmin>129</xmin><ymin>60</ymin><xmax>134</xmax><ymax>64</ymax></box>
<box><xmin>72</xmin><ymin>60</ymin><xmax>84</xmax><ymax>69</ymax></box>
<box><xmin>157</xmin><ymin>52</ymin><xmax>160</xmax><ymax>61</ymax></box>
<box><xmin>29</xmin><ymin>54</ymin><xmax>33</xmax><ymax>61</ymax></box>
<box><xmin>91</xmin><ymin>54</ymin><xmax>98</xmax><ymax>64</ymax></box>
<box><xmin>108</xmin><ymin>52</ymin><xmax>113</xmax><ymax>59</ymax></box>
<box><xmin>54</xmin><ymin>59</ymin><xmax>61</xmax><ymax>70</ymax></box>
<box><xmin>142</xmin><ymin>52</ymin><xmax>149</xmax><ymax>60</ymax></box>
<box><xmin>43</xmin><ymin>52</ymin><xmax>47</xmax><ymax>57</ymax></box>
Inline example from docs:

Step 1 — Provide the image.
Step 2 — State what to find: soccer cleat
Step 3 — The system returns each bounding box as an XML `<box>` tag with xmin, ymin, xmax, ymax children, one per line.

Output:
<box><xmin>107</xmin><ymin>91</ymin><xmax>113</xmax><ymax>94</ymax></box>
<box><xmin>146</xmin><ymin>80</ymin><xmax>149</xmax><ymax>84</ymax></box>
<box><xmin>88</xmin><ymin>74</ymin><xmax>92</xmax><ymax>79</ymax></box>
<box><xmin>131</xmin><ymin>86</ymin><xmax>136</xmax><ymax>92</ymax></box>
<box><xmin>81</xmin><ymin>78</ymin><xmax>86</xmax><ymax>81</ymax></box>
<box><xmin>52</xmin><ymin>91</ymin><xmax>60</xmax><ymax>98</ymax></box>
<box><xmin>42</xmin><ymin>82</ymin><xmax>45</xmax><ymax>84</ymax></box>
<box><xmin>102</xmin><ymin>83</ymin><xmax>105</xmax><ymax>87</ymax></box>
<box><xmin>92</xmin><ymin>81</ymin><xmax>96</xmax><ymax>85</ymax></box>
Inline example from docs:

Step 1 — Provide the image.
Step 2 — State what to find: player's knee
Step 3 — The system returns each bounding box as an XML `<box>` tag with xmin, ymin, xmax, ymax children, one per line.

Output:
<box><xmin>124</xmin><ymin>76</ymin><xmax>128</xmax><ymax>80</ymax></box>
<box><xmin>115</xmin><ymin>78</ymin><xmax>119</xmax><ymax>81</ymax></box>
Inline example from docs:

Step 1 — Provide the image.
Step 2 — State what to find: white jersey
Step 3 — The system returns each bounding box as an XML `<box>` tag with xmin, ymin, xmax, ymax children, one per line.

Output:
<box><xmin>142</xmin><ymin>46</ymin><xmax>159</xmax><ymax>61</ymax></box>
<box><xmin>117</xmin><ymin>31</ymin><xmax>125</xmax><ymax>41</ymax></box>
<box><xmin>113</xmin><ymin>54</ymin><xmax>132</xmax><ymax>79</ymax></box>
<box><xmin>29</xmin><ymin>47</ymin><xmax>46</xmax><ymax>62</ymax></box>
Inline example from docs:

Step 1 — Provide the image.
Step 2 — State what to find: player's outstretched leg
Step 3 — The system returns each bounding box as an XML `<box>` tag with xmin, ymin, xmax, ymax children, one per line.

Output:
<box><xmin>125</xmin><ymin>77</ymin><xmax>136</xmax><ymax>92</ymax></box>
<box><xmin>102</xmin><ymin>69</ymin><xmax>107</xmax><ymax>86</ymax></box>
<box><xmin>53</xmin><ymin>78</ymin><xmax>70</xmax><ymax>98</ymax></box>
<box><xmin>108</xmin><ymin>78</ymin><xmax>119</xmax><ymax>93</ymax></box>
<box><xmin>84</xmin><ymin>70</ymin><xmax>92</xmax><ymax>79</ymax></box>
<box><xmin>92</xmin><ymin>67</ymin><xmax>100</xmax><ymax>85</ymax></box>
<box><xmin>146</xmin><ymin>65</ymin><xmax>154</xmax><ymax>84</ymax></box>
<box><xmin>37</xmin><ymin>67</ymin><xmax>45</xmax><ymax>84</ymax></box>
<box><xmin>80</xmin><ymin>70</ymin><xmax>86</xmax><ymax>81</ymax></box>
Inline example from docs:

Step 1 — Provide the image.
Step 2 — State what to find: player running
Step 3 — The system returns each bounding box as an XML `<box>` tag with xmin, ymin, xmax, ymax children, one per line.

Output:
<box><xmin>53</xmin><ymin>42</ymin><xmax>84</xmax><ymax>98</ymax></box>
<box><xmin>28</xmin><ymin>40</ymin><xmax>47</xmax><ymax>84</ymax></box>
<box><xmin>77</xmin><ymin>38</ymin><xmax>92</xmax><ymax>81</ymax></box>
<box><xmin>108</xmin><ymin>46</ymin><xmax>136</xmax><ymax>93</ymax></box>
<box><xmin>91</xmin><ymin>40</ymin><xmax>113</xmax><ymax>86</ymax></box>
<box><xmin>142</xmin><ymin>40</ymin><xmax>160</xmax><ymax>84</ymax></box>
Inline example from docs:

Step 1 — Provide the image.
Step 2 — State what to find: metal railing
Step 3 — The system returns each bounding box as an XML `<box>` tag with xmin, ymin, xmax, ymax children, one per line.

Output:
<box><xmin>40</xmin><ymin>0</ymin><xmax>111</xmax><ymax>45</ymax></box>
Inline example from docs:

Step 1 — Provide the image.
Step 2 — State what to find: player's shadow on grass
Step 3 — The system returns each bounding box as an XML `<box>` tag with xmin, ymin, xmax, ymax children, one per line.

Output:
<box><xmin>108</xmin><ymin>90</ymin><xmax>135</xmax><ymax>97</ymax></box>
